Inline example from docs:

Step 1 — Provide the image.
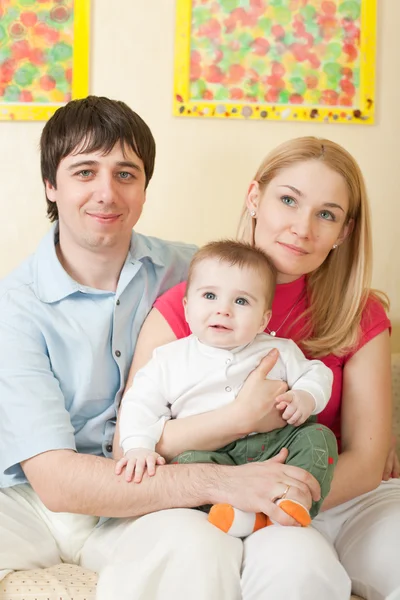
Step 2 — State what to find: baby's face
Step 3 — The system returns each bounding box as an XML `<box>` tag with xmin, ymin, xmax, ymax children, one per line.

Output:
<box><xmin>183</xmin><ymin>258</ymin><xmax>271</xmax><ymax>349</ymax></box>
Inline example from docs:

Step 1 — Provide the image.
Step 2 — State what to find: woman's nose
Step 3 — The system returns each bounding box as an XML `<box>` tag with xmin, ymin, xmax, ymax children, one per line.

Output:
<box><xmin>291</xmin><ymin>211</ymin><xmax>313</xmax><ymax>239</ymax></box>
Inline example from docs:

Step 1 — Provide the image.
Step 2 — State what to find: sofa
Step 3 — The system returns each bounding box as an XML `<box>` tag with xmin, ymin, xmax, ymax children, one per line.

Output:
<box><xmin>1</xmin><ymin>353</ymin><xmax>400</xmax><ymax>600</ymax></box>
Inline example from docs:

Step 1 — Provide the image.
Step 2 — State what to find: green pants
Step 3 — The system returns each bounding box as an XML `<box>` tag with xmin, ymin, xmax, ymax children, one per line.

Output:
<box><xmin>172</xmin><ymin>420</ymin><xmax>338</xmax><ymax>518</ymax></box>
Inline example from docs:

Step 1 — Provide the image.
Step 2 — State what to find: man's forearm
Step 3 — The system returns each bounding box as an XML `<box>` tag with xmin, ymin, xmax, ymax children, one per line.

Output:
<box><xmin>22</xmin><ymin>449</ymin><xmax>221</xmax><ymax>517</ymax></box>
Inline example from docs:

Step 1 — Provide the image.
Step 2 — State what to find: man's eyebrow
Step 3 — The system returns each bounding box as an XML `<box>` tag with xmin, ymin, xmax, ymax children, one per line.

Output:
<box><xmin>66</xmin><ymin>160</ymin><xmax>142</xmax><ymax>172</ymax></box>
<box><xmin>278</xmin><ymin>185</ymin><xmax>302</xmax><ymax>196</ymax></box>
<box><xmin>67</xmin><ymin>160</ymin><xmax>98</xmax><ymax>171</ymax></box>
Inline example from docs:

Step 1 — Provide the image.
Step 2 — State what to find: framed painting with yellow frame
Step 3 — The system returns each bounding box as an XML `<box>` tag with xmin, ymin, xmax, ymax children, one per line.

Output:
<box><xmin>0</xmin><ymin>0</ymin><xmax>90</xmax><ymax>121</ymax></box>
<box><xmin>174</xmin><ymin>0</ymin><xmax>376</xmax><ymax>124</ymax></box>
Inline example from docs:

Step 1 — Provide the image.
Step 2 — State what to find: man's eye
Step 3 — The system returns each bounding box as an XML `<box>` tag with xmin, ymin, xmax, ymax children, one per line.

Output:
<box><xmin>78</xmin><ymin>170</ymin><xmax>92</xmax><ymax>177</ymax></box>
<box><xmin>118</xmin><ymin>171</ymin><xmax>132</xmax><ymax>179</ymax></box>
<box><xmin>235</xmin><ymin>297</ymin><xmax>248</xmax><ymax>305</ymax></box>
<box><xmin>204</xmin><ymin>292</ymin><xmax>216</xmax><ymax>300</ymax></box>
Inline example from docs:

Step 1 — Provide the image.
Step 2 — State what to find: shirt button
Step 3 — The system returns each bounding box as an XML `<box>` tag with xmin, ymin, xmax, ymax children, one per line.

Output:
<box><xmin>116</xmin><ymin>299</ymin><xmax>120</xmax><ymax>306</ymax></box>
<box><xmin>106</xmin><ymin>444</ymin><xmax>113</xmax><ymax>453</ymax></box>
<box><xmin>115</xmin><ymin>350</ymin><xmax>121</xmax><ymax>358</ymax></box>
<box><xmin>225</xmin><ymin>386</ymin><xmax>232</xmax><ymax>392</ymax></box>
<box><xmin>225</xmin><ymin>358</ymin><xmax>231</xmax><ymax>364</ymax></box>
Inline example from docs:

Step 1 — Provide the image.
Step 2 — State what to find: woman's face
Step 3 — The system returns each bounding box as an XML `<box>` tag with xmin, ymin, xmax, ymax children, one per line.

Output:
<box><xmin>246</xmin><ymin>160</ymin><xmax>352</xmax><ymax>283</ymax></box>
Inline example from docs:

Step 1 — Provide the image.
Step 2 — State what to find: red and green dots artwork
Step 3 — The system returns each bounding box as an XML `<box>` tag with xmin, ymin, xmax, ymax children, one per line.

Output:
<box><xmin>190</xmin><ymin>0</ymin><xmax>361</xmax><ymax>107</ymax></box>
<box><xmin>0</xmin><ymin>0</ymin><xmax>74</xmax><ymax>105</ymax></box>
<box><xmin>175</xmin><ymin>0</ymin><xmax>374</xmax><ymax>122</ymax></box>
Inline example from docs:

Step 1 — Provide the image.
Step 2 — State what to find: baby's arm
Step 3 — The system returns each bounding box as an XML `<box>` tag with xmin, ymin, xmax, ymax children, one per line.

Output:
<box><xmin>117</xmin><ymin>356</ymin><xmax>171</xmax><ymax>480</ymax></box>
<box><xmin>275</xmin><ymin>340</ymin><xmax>333</xmax><ymax>426</ymax></box>
<box><xmin>115</xmin><ymin>448</ymin><xmax>166</xmax><ymax>483</ymax></box>
<box><xmin>275</xmin><ymin>390</ymin><xmax>316</xmax><ymax>426</ymax></box>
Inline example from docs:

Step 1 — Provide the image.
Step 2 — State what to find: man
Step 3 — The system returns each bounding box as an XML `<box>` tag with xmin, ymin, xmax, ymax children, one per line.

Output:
<box><xmin>0</xmin><ymin>96</ymin><xmax>318</xmax><ymax>599</ymax></box>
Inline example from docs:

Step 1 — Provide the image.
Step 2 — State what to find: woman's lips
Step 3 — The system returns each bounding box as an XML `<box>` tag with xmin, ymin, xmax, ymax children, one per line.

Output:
<box><xmin>278</xmin><ymin>242</ymin><xmax>309</xmax><ymax>256</ymax></box>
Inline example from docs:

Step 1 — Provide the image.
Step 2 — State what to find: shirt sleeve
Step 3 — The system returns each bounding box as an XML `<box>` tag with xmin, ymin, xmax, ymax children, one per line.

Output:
<box><xmin>0</xmin><ymin>299</ymin><xmax>76</xmax><ymax>482</ymax></box>
<box><xmin>153</xmin><ymin>281</ymin><xmax>192</xmax><ymax>339</ymax></box>
<box><xmin>119</xmin><ymin>355</ymin><xmax>171</xmax><ymax>453</ymax></box>
<box><xmin>346</xmin><ymin>295</ymin><xmax>391</xmax><ymax>361</ymax></box>
<box><xmin>283</xmin><ymin>340</ymin><xmax>334</xmax><ymax>414</ymax></box>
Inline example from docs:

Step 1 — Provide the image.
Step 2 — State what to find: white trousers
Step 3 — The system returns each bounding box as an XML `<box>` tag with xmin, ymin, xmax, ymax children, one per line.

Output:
<box><xmin>1</xmin><ymin>479</ymin><xmax>400</xmax><ymax>600</ymax></box>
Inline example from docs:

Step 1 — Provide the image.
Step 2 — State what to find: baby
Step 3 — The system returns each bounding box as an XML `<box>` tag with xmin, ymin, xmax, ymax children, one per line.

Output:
<box><xmin>116</xmin><ymin>240</ymin><xmax>337</xmax><ymax>537</ymax></box>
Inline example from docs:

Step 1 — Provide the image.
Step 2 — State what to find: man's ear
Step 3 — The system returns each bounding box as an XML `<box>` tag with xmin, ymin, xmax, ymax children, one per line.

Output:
<box><xmin>45</xmin><ymin>180</ymin><xmax>57</xmax><ymax>203</ymax></box>
<box><xmin>246</xmin><ymin>181</ymin><xmax>260</xmax><ymax>215</ymax></box>
<box><xmin>259</xmin><ymin>309</ymin><xmax>272</xmax><ymax>334</ymax></box>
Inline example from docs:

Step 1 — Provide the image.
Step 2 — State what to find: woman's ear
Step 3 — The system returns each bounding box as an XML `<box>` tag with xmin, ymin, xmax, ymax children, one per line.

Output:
<box><xmin>246</xmin><ymin>181</ymin><xmax>260</xmax><ymax>214</ymax></box>
<box><xmin>337</xmin><ymin>218</ymin><xmax>354</xmax><ymax>245</ymax></box>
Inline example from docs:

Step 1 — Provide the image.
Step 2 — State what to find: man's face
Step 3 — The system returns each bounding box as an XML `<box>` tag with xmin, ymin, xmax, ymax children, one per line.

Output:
<box><xmin>45</xmin><ymin>143</ymin><xmax>147</xmax><ymax>253</ymax></box>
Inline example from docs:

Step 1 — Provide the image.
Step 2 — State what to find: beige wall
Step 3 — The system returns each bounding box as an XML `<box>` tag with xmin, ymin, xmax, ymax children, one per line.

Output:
<box><xmin>1</xmin><ymin>0</ymin><xmax>399</xmax><ymax>348</ymax></box>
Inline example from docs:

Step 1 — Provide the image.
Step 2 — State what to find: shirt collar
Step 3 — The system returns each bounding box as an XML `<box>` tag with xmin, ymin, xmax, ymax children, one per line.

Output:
<box><xmin>34</xmin><ymin>223</ymin><xmax>165</xmax><ymax>304</ymax></box>
<box><xmin>194</xmin><ymin>335</ymin><xmax>251</xmax><ymax>358</ymax></box>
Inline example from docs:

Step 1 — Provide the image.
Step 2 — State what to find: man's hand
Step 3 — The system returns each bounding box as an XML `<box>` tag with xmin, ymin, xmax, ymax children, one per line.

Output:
<box><xmin>215</xmin><ymin>448</ymin><xmax>321</xmax><ymax>526</ymax></box>
<box><xmin>233</xmin><ymin>349</ymin><xmax>288</xmax><ymax>434</ymax></box>
<box><xmin>115</xmin><ymin>448</ymin><xmax>166</xmax><ymax>483</ymax></box>
<box><xmin>275</xmin><ymin>390</ymin><xmax>316</xmax><ymax>426</ymax></box>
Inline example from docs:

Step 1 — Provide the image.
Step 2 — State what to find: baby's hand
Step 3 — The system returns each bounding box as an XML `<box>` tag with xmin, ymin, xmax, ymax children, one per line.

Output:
<box><xmin>275</xmin><ymin>390</ymin><xmax>316</xmax><ymax>426</ymax></box>
<box><xmin>115</xmin><ymin>448</ymin><xmax>166</xmax><ymax>483</ymax></box>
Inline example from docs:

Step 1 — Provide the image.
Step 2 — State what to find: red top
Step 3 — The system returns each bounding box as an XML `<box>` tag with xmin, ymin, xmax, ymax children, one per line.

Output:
<box><xmin>154</xmin><ymin>276</ymin><xmax>391</xmax><ymax>448</ymax></box>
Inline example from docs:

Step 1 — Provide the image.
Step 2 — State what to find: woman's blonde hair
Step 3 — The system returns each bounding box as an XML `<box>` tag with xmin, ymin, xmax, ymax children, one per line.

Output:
<box><xmin>237</xmin><ymin>136</ymin><xmax>389</xmax><ymax>357</ymax></box>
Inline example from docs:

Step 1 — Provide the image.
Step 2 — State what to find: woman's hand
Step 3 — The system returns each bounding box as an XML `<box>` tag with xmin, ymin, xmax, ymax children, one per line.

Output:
<box><xmin>383</xmin><ymin>434</ymin><xmax>400</xmax><ymax>480</ymax></box>
<box><xmin>232</xmin><ymin>349</ymin><xmax>288</xmax><ymax>435</ymax></box>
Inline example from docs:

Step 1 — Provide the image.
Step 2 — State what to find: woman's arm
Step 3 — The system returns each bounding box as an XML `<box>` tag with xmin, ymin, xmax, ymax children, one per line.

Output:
<box><xmin>114</xmin><ymin>309</ymin><xmax>287</xmax><ymax>462</ymax></box>
<box><xmin>321</xmin><ymin>330</ymin><xmax>392</xmax><ymax>511</ymax></box>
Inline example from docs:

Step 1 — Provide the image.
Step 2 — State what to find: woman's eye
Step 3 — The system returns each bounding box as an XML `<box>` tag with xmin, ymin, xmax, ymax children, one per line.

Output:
<box><xmin>204</xmin><ymin>292</ymin><xmax>216</xmax><ymax>300</ymax></box>
<box><xmin>281</xmin><ymin>195</ymin><xmax>296</xmax><ymax>206</ymax></box>
<box><xmin>235</xmin><ymin>297</ymin><xmax>248</xmax><ymax>305</ymax></box>
<box><xmin>319</xmin><ymin>210</ymin><xmax>335</xmax><ymax>221</ymax></box>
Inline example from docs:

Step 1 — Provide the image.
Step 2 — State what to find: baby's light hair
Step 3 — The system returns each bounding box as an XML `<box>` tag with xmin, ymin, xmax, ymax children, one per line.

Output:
<box><xmin>185</xmin><ymin>240</ymin><xmax>277</xmax><ymax>309</ymax></box>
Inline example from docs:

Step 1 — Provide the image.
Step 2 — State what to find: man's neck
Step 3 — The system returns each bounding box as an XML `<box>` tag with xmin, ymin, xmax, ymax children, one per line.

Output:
<box><xmin>56</xmin><ymin>237</ymin><xmax>131</xmax><ymax>292</ymax></box>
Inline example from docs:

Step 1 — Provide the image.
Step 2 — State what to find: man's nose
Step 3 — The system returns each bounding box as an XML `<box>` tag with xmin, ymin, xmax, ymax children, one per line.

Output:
<box><xmin>95</xmin><ymin>174</ymin><xmax>115</xmax><ymax>203</ymax></box>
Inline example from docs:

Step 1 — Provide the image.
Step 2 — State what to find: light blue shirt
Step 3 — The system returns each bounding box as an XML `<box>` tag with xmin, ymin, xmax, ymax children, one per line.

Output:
<box><xmin>0</xmin><ymin>224</ymin><xmax>196</xmax><ymax>488</ymax></box>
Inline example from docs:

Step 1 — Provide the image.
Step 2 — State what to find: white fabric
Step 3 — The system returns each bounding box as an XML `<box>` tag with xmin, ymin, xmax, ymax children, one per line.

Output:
<box><xmin>120</xmin><ymin>333</ymin><xmax>333</xmax><ymax>452</ymax></box>
<box><xmin>0</xmin><ymin>480</ymin><xmax>400</xmax><ymax>600</ymax></box>
<box><xmin>1</xmin><ymin>480</ymin><xmax>400</xmax><ymax>599</ymax></box>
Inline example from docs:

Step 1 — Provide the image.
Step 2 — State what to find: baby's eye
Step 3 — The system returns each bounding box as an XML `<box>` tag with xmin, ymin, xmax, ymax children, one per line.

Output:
<box><xmin>235</xmin><ymin>297</ymin><xmax>248</xmax><ymax>305</ymax></box>
<box><xmin>204</xmin><ymin>292</ymin><xmax>216</xmax><ymax>300</ymax></box>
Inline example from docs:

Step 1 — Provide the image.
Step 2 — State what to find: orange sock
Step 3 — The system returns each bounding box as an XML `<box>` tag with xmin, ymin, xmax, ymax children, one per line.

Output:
<box><xmin>276</xmin><ymin>498</ymin><xmax>311</xmax><ymax>527</ymax></box>
<box><xmin>208</xmin><ymin>504</ymin><xmax>270</xmax><ymax>538</ymax></box>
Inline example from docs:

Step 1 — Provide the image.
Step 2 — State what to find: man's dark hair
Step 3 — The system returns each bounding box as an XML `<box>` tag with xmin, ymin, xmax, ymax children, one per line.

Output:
<box><xmin>40</xmin><ymin>95</ymin><xmax>156</xmax><ymax>221</ymax></box>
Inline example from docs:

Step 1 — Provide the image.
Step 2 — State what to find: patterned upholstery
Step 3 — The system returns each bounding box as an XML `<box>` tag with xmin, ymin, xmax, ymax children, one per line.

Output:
<box><xmin>1</xmin><ymin>354</ymin><xmax>400</xmax><ymax>600</ymax></box>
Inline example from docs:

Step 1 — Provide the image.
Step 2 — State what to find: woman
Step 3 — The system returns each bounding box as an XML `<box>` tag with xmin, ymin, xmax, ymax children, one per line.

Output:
<box><xmin>117</xmin><ymin>137</ymin><xmax>400</xmax><ymax>599</ymax></box>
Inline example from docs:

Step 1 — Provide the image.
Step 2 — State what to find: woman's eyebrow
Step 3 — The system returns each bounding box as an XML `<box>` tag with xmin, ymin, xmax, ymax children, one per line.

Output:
<box><xmin>278</xmin><ymin>184</ymin><xmax>302</xmax><ymax>196</ymax></box>
<box><xmin>323</xmin><ymin>202</ymin><xmax>345</xmax><ymax>213</ymax></box>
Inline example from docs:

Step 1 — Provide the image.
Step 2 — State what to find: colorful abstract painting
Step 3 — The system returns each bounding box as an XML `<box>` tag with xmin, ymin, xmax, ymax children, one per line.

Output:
<box><xmin>0</xmin><ymin>0</ymin><xmax>90</xmax><ymax>121</ymax></box>
<box><xmin>174</xmin><ymin>0</ymin><xmax>376</xmax><ymax>123</ymax></box>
